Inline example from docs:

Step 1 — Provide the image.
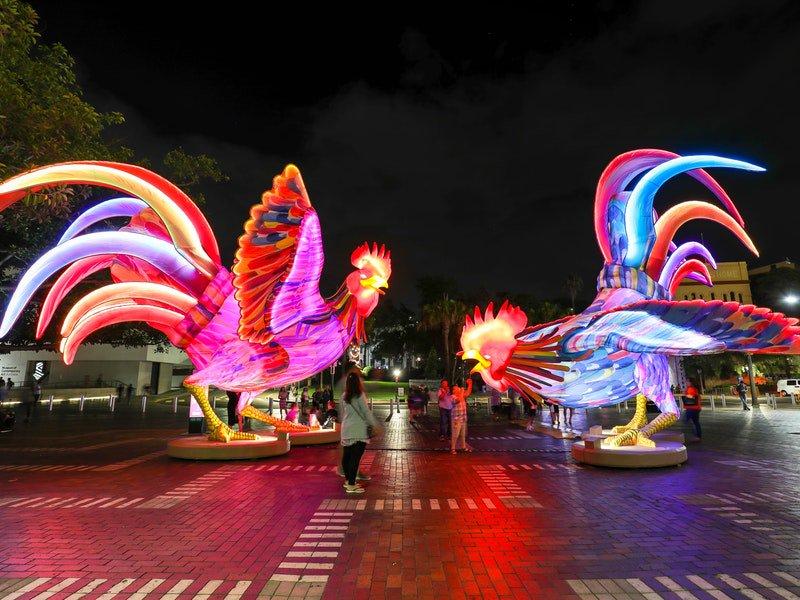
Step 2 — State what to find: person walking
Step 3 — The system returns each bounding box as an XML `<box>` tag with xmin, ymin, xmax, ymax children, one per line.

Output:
<box><xmin>450</xmin><ymin>378</ymin><xmax>473</xmax><ymax>454</ymax></box>
<box><xmin>278</xmin><ymin>386</ymin><xmax>288</xmax><ymax>419</ymax></box>
<box><xmin>682</xmin><ymin>379</ymin><xmax>702</xmax><ymax>441</ymax></box>
<box><xmin>490</xmin><ymin>387</ymin><xmax>502</xmax><ymax>421</ymax></box>
<box><xmin>340</xmin><ymin>371</ymin><xmax>383</xmax><ymax>494</ymax></box>
<box><xmin>736</xmin><ymin>376</ymin><xmax>751</xmax><ymax>410</ymax></box>
<box><xmin>437</xmin><ymin>380</ymin><xmax>453</xmax><ymax>440</ymax></box>
<box><xmin>548</xmin><ymin>400</ymin><xmax>560</xmax><ymax>428</ymax></box>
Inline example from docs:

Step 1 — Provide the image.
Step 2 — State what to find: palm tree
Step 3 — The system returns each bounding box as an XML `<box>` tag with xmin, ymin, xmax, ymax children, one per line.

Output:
<box><xmin>421</xmin><ymin>294</ymin><xmax>467</xmax><ymax>380</ymax></box>
<box><xmin>564</xmin><ymin>273</ymin><xmax>584</xmax><ymax>313</ymax></box>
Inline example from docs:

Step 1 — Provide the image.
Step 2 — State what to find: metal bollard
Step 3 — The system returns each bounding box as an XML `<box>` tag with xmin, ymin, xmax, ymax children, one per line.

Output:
<box><xmin>110</xmin><ymin>395</ymin><xmax>116</xmax><ymax>412</ymax></box>
<box><xmin>617</xmin><ymin>403</ymin><xmax>621</xmax><ymax>413</ymax></box>
<box><xmin>173</xmin><ymin>396</ymin><xmax>179</xmax><ymax>413</ymax></box>
<box><xmin>48</xmin><ymin>394</ymin><xmax>54</xmax><ymax>411</ymax></box>
<box><xmin>79</xmin><ymin>394</ymin><xmax>85</xmax><ymax>412</ymax></box>
<box><xmin>141</xmin><ymin>395</ymin><xmax>147</xmax><ymax>413</ymax></box>
<box><xmin>710</xmin><ymin>396</ymin><xmax>715</xmax><ymax>411</ymax></box>
<box><xmin>721</xmin><ymin>394</ymin><xmax>726</xmax><ymax>408</ymax></box>
<box><xmin>624</xmin><ymin>399</ymin><xmax>629</xmax><ymax>410</ymax></box>
<box><xmin>369</xmin><ymin>397</ymin><xmax>373</xmax><ymax>410</ymax></box>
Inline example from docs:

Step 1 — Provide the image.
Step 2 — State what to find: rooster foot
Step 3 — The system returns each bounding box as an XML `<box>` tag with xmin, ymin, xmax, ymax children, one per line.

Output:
<box><xmin>240</xmin><ymin>404</ymin><xmax>310</xmax><ymax>432</ymax></box>
<box><xmin>611</xmin><ymin>394</ymin><xmax>648</xmax><ymax>434</ymax></box>
<box><xmin>603</xmin><ymin>429</ymin><xmax>655</xmax><ymax>448</ymax></box>
<box><xmin>208</xmin><ymin>421</ymin><xmax>258</xmax><ymax>443</ymax></box>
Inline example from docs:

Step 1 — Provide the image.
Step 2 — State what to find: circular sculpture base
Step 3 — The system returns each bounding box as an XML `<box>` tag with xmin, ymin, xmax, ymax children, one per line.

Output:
<box><xmin>571</xmin><ymin>440</ymin><xmax>687</xmax><ymax>468</ymax></box>
<box><xmin>289</xmin><ymin>428</ymin><xmax>340</xmax><ymax>446</ymax></box>
<box><xmin>167</xmin><ymin>433</ymin><xmax>290</xmax><ymax>460</ymax></box>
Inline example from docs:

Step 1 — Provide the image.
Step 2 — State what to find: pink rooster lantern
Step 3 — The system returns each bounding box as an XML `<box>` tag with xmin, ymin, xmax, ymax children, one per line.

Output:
<box><xmin>0</xmin><ymin>163</ymin><xmax>391</xmax><ymax>442</ymax></box>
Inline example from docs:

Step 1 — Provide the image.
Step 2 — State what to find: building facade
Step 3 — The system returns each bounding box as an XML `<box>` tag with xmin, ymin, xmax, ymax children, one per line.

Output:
<box><xmin>674</xmin><ymin>261</ymin><xmax>752</xmax><ymax>304</ymax></box>
<box><xmin>0</xmin><ymin>344</ymin><xmax>189</xmax><ymax>395</ymax></box>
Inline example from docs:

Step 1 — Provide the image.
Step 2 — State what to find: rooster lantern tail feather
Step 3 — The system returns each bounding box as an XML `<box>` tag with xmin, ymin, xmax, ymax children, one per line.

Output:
<box><xmin>594</xmin><ymin>150</ymin><xmax>763</xmax><ymax>297</ymax></box>
<box><xmin>0</xmin><ymin>162</ymin><xmax>223</xmax><ymax>359</ymax></box>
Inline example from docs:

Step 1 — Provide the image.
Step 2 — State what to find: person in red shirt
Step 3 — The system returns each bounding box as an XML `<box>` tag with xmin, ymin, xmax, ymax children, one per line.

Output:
<box><xmin>682</xmin><ymin>379</ymin><xmax>702</xmax><ymax>441</ymax></box>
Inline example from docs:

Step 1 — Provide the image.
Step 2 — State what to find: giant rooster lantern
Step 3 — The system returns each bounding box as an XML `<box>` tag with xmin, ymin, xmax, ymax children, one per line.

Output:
<box><xmin>459</xmin><ymin>149</ymin><xmax>800</xmax><ymax>447</ymax></box>
<box><xmin>0</xmin><ymin>163</ymin><xmax>391</xmax><ymax>442</ymax></box>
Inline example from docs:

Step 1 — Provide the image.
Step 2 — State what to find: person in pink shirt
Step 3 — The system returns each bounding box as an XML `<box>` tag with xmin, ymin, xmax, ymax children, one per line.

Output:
<box><xmin>450</xmin><ymin>379</ymin><xmax>473</xmax><ymax>454</ymax></box>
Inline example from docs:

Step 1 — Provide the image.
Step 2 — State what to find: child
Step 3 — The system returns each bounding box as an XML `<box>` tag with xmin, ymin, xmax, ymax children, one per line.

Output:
<box><xmin>286</xmin><ymin>402</ymin><xmax>299</xmax><ymax>423</ymax></box>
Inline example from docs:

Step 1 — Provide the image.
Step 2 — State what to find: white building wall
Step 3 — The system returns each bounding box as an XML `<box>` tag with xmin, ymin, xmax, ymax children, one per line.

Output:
<box><xmin>0</xmin><ymin>344</ymin><xmax>189</xmax><ymax>394</ymax></box>
<box><xmin>47</xmin><ymin>360</ymin><xmax>142</xmax><ymax>388</ymax></box>
<box><xmin>157</xmin><ymin>363</ymin><xmax>174</xmax><ymax>394</ymax></box>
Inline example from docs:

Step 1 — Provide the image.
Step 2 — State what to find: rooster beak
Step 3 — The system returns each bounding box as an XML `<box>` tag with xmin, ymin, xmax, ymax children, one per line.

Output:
<box><xmin>361</xmin><ymin>275</ymin><xmax>388</xmax><ymax>294</ymax></box>
<box><xmin>461</xmin><ymin>349</ymin><xmax>490</xmax><ymax>373</ymax></box>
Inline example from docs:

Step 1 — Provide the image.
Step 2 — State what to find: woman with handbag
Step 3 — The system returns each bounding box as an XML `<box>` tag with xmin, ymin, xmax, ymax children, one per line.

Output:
<box><xmin>341</xmin><ymin>371</ymin><xmax>383</xmax><ymax>494</ymax></box>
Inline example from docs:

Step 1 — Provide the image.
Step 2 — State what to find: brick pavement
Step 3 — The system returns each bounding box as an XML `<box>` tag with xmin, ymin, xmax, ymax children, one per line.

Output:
<box><xmin>1</xmin><ymin>401</ymin><xmax>800</xmax><ymax>598</ymax></box>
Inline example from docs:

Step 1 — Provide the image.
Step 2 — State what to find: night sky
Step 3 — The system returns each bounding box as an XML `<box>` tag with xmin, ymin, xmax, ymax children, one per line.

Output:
<box><xmin>31</xmin><ymin>1</ymin><xmax>800</xmax><ymax>309</ymax></box>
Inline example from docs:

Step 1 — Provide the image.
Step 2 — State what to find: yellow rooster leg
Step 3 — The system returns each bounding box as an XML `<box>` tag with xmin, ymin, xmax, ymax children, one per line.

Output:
<box><xmin>240</xmin><ymin>404</ymin><xmax>314</xmax><ymax>432</ymax></box>
<box><xmin>610</xmin><ymin>393</ymin><xmax>648</xmax><ymax>434</ymax></box>
<box><xmin>184</xmin><ymin>382</ymin><xmax>258</xmax><ymax>442</ymax></box>
<box><xmin>604</xmin><ymin>400</ymin><xmax>679</xmax><ymax>449</ymax></box>
<box><xmin>638</xmin><ymin>411</ymin><xmax>679</xmax><ymax>443</ymax></box>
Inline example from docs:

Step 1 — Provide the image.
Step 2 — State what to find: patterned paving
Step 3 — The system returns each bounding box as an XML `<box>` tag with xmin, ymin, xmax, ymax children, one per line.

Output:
<box><xmin>1</xmin><ymin>402</ymin><xmax>800</xmax><ymax>598</ymax></box>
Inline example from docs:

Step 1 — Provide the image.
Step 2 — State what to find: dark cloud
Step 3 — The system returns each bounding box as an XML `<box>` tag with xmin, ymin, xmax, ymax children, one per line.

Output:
<box><xmin>30</xmin><ymin>1</ymin><xmax>800</xmax><ymax>308</ymax></box>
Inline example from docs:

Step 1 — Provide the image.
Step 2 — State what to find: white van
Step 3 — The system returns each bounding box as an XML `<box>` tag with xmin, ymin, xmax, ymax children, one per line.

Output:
<box><xmin>777</xmin><ymin>379</ymin><xmax>800</xmax><ymax>397</ymax></box>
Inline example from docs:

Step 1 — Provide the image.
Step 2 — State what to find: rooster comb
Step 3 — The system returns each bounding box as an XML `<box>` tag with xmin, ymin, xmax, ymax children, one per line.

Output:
<box><xmin>463</xmin><ymin>301</ymin><xmax>527</xmax><ymax>334</ymax></box>
<box><xmin>351</xmin><ymin>242</ymin><xmax>391</xmax><ymax>270</ymax></box>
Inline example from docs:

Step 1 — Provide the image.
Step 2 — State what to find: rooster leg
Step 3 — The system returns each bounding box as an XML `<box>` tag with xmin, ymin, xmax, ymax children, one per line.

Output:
<box><xmin>610</xmin><ymin>393</ymin><xmax>649</xmax><ymax>433</ymax></box>
<box><xmin>605</xmin><ymin>394</ymin><xmax>655</xmax><ymax>448</ymax></box>
<box><xmin>184</xmin><ymin>382</ymin><xmax>258</xmax><ymax>442</ymax></box>
<box><xmin>604</xmin><ymin>405</ymin><xmax>679</xmax><ymax>448</ymax></box>
<box><xmin>240</xmin><ymin>404</ymin><xmax>315</xmax><ymax>432</ymax></box>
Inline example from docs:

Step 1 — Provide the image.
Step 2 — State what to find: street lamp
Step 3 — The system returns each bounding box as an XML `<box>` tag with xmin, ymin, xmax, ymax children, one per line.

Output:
<box><xmin>393</xmin><ymin>368</ymin><xmax>401</xmax><ymax>382</ymax></box>
<box><xmin>783</xmin><ymin>294</ymin><xmax>799</xmax><ymax>305</ymax></box>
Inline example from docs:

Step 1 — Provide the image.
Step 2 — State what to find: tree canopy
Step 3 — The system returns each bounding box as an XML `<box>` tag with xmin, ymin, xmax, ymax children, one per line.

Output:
<box><xmin>0</xmin><ymin>1</ymin><xmax>226</xmax><ymax>348</ymax></box>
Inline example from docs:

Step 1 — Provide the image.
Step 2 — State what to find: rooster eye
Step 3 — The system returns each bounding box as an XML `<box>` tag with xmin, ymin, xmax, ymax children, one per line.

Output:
<box><xmin>359</xmin><ymin>273</ymin><xmax>367</xmax><ymax>279</ymax></box>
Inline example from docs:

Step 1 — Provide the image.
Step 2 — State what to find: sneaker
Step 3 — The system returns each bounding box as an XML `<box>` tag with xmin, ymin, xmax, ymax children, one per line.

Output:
<box><xmin>344</xmin><ymin>483</ymin><xmax>365</xmax><ymax>494</ymax></box>
<box><xmin>356</xmin><ymin>472</ymin><xmax>371</xmax><ymax>481</ymax></box>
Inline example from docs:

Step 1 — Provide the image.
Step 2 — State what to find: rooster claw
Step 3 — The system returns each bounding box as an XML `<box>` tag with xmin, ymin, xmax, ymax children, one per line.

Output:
<box><xmin>208</xmin><ymin>422</ymin><xmax>258</xmax><ymax>443</ymax></box>
<box><xmin>603</xmin><ymin>429</ymin><xmax>655</xmax><ymax>448</ymax></box>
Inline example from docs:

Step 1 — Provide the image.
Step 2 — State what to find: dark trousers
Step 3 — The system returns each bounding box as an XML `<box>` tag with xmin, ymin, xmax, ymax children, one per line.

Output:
<box><xmin>684</xmin><ymin>409</ymin><xmax>701</xmax><ymax>437</ymax></box>
<box><xmin>739</xmin><ymin>392</ymin><xmax>750</xmax><ymax>409</ymax></box>
<box><xmin>226</xmin><ymin>391</ymin><xmax>238</xmax><ymax>426</ymax></box>
<box><xmin>342</xmin><ymin>441</ymin><xmax>367</xmax><ymax>485</ymax></box>
<box><xmin>439</xmin><ymin>408</ymin><xmax>451</xmax><ymax>436</ymax></box>
<box><xmin>23</xmin><ymin>401</ymin><xmax>33</xmax><ymax>421</ymax></box>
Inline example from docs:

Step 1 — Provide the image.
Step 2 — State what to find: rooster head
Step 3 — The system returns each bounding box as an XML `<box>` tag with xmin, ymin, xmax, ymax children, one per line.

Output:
<box><xmin>458</xmin><ymin>301</ymin><xmax>527</xmax><ymax>391</ymax></box>
<box><xmin>346</xmin><ymin>242</ymin><xmax>392</xmax><ymax>317</ymax></box>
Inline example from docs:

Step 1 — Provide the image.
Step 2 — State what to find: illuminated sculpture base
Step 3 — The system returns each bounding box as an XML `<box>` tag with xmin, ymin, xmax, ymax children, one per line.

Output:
<box><xmin>167</xmin><ymin>432</ymin><xmax>290</xmax><ymax>460</ymax></box>
<box><xmin>289</xmin><ymin>426</ymin><xmax>341</xmax><ymax>446</ymax></box>
<box><xmin>571</xmin><ymin>439</ymin><xmax>687</xmax><ymax>468</ymax></box>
